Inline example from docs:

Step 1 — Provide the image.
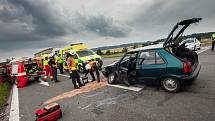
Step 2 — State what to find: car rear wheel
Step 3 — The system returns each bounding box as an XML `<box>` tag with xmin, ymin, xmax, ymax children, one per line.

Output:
<box><xmin>107</xmin><ymin>73</ymin><xmax>116</xmax><ymax>84</ymax></box>
<box><xmin>161</xmin><ymin>78</ymin><xmax>181</xmax><ymax>93</ymax></box>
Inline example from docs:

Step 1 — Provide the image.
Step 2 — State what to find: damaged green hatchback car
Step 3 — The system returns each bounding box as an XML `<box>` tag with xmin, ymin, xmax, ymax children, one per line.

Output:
<box><xmin>102</xmin><ymin>18</ymin><xmax>202</xmax><ymax>93</ymax></box>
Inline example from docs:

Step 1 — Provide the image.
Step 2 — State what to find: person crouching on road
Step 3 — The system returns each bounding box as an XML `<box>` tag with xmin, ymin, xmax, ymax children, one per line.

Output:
<box><xmin>67</xmin><ymin>51</ymin><xmax>84</xmax><ymax>89</ymax></box>
<box><xmin>43</xmin><ymin>57</ymin><xmax>53</xmax><ymax>81</ymax></box>
<box><xmin>48</xmin><ymin>57</ymin><xmax>59</xmax><ymax>82</ymax></box>
<box><xmin>85</xmin><ymin>59</ymin><xmax>100</xmax><ymax>82</ymax></box>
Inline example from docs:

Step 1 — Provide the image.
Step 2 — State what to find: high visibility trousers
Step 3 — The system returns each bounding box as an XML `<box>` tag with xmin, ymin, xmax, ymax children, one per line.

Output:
<box><xmin>44</xmin><ymin>66</ymin><xmax>53</xmax><ymax>81</ymax></box>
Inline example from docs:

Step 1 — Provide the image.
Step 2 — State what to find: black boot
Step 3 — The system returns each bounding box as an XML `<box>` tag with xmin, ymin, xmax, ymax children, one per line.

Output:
<box><xmin>72</xmin><ymin>80</ymin><xmax>79</xmax><ymax>89</ymax></box>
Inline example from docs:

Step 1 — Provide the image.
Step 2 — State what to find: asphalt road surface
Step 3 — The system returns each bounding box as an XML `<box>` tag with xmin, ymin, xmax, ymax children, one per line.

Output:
<box><xmin>16</xmin><ymin>47</ymin><xmax>215</xmax><ymax>121</ymax></box>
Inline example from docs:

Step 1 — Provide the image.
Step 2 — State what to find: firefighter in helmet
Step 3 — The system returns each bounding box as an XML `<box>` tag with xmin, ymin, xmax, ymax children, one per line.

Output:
<box><xmin>67</xmin><ymin>50</ymin><xmax>84</xmax><ymax>89</ymax></box>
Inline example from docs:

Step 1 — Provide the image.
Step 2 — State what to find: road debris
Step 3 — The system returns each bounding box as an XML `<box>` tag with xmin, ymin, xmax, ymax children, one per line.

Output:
<box><xmin>43</xmin><ymin>80</ymin><xmax>107</xmax><ymax>105</ymax></box>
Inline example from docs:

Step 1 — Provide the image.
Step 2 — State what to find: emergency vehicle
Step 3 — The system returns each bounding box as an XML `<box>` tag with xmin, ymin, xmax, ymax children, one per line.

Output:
<box><xmin>60</xmin><ymin>43</ymin><xmax>103</xmax><ymax>73</ymax></box>
<box><xmin>34</xmin><ymin>43</ymin><xmax>103</xmax><ymax>73</ymax></box>
<box><xmin>9</xmin><ymin>57</ymin><xmax>44</xmax><ymax>88</ymax></box>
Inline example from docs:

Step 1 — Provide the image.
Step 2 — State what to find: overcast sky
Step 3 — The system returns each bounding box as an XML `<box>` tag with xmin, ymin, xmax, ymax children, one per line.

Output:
<box><xmin>1</xmin><ymin>0</ymin><xmax>215</xmax><ymax>61</ymax></box>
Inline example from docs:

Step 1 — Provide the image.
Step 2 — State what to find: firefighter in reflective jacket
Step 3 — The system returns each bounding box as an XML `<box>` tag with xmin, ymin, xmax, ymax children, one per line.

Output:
<box><xmin>67</xmin><ymin>51</ymin><xmax>84</xmax><ymax>89</ymax></box>
<box><xmin>43</xmin><ymin>57</ymin><xmax>53</xmax><ymax>81</ymax></box>
<box><xmin>212</xmin><ymin>33</ymin><xmax>215</xmax><ymax>51</ymax></box>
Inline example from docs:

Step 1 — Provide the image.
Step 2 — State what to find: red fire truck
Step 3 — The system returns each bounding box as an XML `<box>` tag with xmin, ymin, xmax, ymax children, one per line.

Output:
<box><xmin>9</xmin><ymin>58</ymin><xmax>44</xmax><ymax>88</ymax></box>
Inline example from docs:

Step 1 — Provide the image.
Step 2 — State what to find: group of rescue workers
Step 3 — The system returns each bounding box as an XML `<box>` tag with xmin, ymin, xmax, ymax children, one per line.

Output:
<box><xmin>42</xmin><ymin>50</ymin><xmax>101</xmax><ymax>89</ymax></box>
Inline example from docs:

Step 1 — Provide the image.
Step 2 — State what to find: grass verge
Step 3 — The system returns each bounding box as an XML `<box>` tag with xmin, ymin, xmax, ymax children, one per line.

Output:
<box><xmin>0</xmin><ymin>82</ymin><xmax>11</xmax><ymax>109</ymax></box>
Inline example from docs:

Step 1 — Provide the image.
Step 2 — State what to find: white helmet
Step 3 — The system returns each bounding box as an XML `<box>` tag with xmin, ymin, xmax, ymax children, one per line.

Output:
<box><xmin>70</xmin><ymin>50</ymin><xmax>76</xmax><ymax>55</ymax></box>
<box><xmin>85</xmin><ymin>64</ymin><xmax>91</xmax><ymax>70</ymax></box>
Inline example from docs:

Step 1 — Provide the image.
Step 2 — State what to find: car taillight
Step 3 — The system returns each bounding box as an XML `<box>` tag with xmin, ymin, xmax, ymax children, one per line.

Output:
<box><xmin>184</xmin><ymin>62</ymin><xmax>192</xmax><ymax>73</ymax></box>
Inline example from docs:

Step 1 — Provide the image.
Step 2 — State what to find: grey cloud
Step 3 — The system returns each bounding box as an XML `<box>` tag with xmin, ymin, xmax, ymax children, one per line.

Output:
<box><xmin>84</xmin><ymin>15</ymin><xmax>131</xmax><ymax>37</ymax></box>
<box><xmin>130</xmin><ymin>0</ymin><xmax>215</xmax><ymax>27</ymax></box>
<box><xmin>0</xmin><ymin>0</ymin><xmax>68</xmax><ymax>51</ymax></box>
<box><xmin>0</xmin><ymin>0</ymin><xmax>131</xmax><ymax>52</ymax></box>
<box><xmin>133</xmin><ymin>0</ymin><xmax>215</xmax><ymax>25</ymax></box>
<box><xmin>1</xmin><ymin>0</ymin><xmax>215</xmax><ymax>61</ymax></box>
<box><xmin>9</xmin><ymin>0</ymin><xmax>68</xmax><ymax>36</ymax></box>
<box><xmin>125</xmin><ymin>0</ymin><xmax>215</xmax><ymax>40</ymax></box>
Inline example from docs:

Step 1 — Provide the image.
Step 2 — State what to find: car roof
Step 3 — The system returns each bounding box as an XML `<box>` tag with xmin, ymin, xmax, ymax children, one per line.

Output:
<box><xmin>129</xmin><ymin>44</ymin><xmax>163</xmax><ymax>52</ymax></box>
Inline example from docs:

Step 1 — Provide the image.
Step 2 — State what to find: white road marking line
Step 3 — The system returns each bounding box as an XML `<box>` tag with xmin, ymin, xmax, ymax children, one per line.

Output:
<box><xmin>39</xmin><ymin>79</ymin><xmax>49</xmax><ymax>86</ymax></box>
<box><xmin>107</xmin><ymin>84</ymin><xmax>143</xmax><ymax>92</ymax></box>
<box><xmin>9</xmin><ymin>85</ymin><xmax>20</xmax><ymax>121</ymax></box>
<box><xmin>58</xmin><ymin>74</ymin><xmax>70</xmax><ymax>78</ymax></box>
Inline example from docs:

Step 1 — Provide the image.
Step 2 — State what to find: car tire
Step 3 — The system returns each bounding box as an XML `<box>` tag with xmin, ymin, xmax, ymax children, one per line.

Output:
<box><xmin>107</xmin><ymin>73</ymin><xmax>116</xmax><ymax>84</ymax></box>
<box><xmin>161</xmin><ymin>77</ymin><xmax>181</xmax><ymax>93</ymax></box>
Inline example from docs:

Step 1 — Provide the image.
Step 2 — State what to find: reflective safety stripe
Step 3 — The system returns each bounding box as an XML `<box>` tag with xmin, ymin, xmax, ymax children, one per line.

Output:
<box><xmin>43</xmin><ymin>60</ymin><xmax>49</xmax><ymax>66</ymax></box>
<box><xmin>17</xmin><ymin>72</ymin><xmax>26</xmax><ymax>76</ymax></box>
<box><xmin>56</xmin><ymin>56</ymin><xmax>63</xmax><ymax>63</ymax></box>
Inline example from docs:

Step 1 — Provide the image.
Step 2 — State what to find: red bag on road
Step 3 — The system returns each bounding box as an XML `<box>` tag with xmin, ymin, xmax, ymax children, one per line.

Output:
<box><xmin>17</xmin><ymin>76</ymin><xmax>28</xmax><ymax>88</ymax></box>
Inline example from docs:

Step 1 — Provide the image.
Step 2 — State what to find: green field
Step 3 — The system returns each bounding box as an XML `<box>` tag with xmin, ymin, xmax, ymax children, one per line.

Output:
<box><xmin>0</xmin><ymin>82</ymin><xmax>11</xmax><ymax>109</ymax></box>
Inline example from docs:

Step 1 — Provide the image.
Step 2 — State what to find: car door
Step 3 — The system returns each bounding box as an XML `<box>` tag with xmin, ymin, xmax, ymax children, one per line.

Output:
<box><xmin>136</xmin><ymin>50</ymin><xmax>166</xmax><ymax>85</ymax></box>
<box><xmin>117</xmin><ymin>52</ymin><xmax>138</xmax><ymax>81</ymax></box>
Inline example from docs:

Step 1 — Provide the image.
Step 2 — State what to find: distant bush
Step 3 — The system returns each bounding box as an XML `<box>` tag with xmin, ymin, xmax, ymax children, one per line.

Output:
<box><xmin>105</xmin><ymin>50</ymin><xmax>111</xmax><ymax>55</ymax></box>
<box><xmin>96</xmin><ymin>49</ymin><xmax>103</xmax><ymax>55</ymax></box>
<box><xmin>122</xmin><ymin>47</ymin><xmax>128</xmax><ymax>53</ymax></box>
